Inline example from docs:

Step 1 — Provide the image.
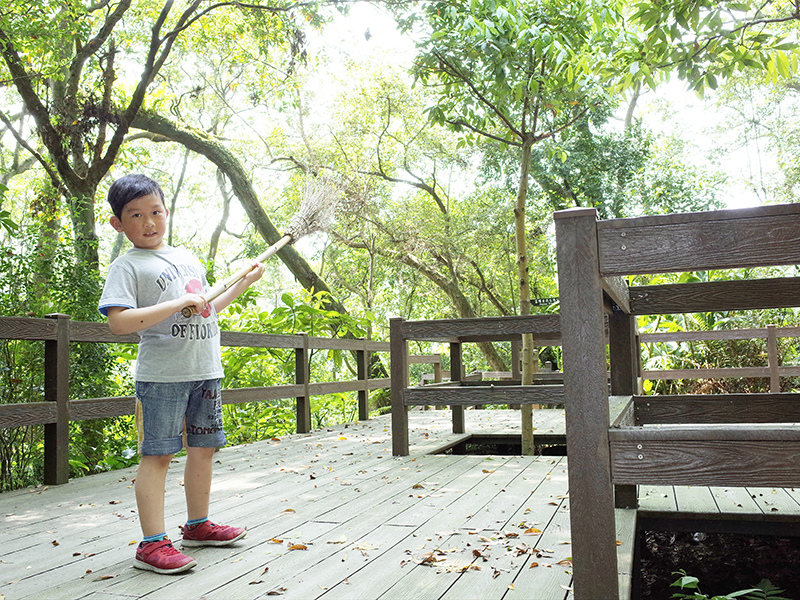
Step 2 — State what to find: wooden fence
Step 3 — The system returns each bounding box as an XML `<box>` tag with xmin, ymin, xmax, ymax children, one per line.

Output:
<box><xmin>0</xmin><ymin>314</ymin><xmax>390</xmax><ymax>486</ymax></box>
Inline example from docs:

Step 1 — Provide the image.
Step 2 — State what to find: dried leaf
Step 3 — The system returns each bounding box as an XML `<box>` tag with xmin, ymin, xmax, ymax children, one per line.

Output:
<box><xmin>269</xmin><ymin>538</ymin><xmax>284</xmax><ymax>544</ymax></box>
<box><xmin>51</xmin><ymin>540</ymin><xmax>59</xmax><ymax>546</ymax></box>
<box><xmin>524</xmin><ymin>527</ymin><xmax>542</xmax><ymax>535</ymax></box>
<box><xmin>327</xmin><ymin>536</ymin><xmax>347</xmax><ymax>544</ymax></box>
<box><xmin>109</xmin><ymin>500</ymin><xmax>121</xmax><ymax>505</ymax></box>
<box><xmin>411</xmin><ymin>484</ymin><xmax>425</xmax><ymax>489</ymax></box>
<box><xmin>529</xmin><ymin>562</ymin><xmax>539</xmax><ymax>568</ymax></box>
<box><xmin>555</xmin><ymin>558</ymin><xmax>573</xmax><ymax>567</ymax></box>
<box><xmin>92</xmin><ymin>574</ymin><xmax>117</xmax><ymax>581</ymax></box>
<box><xmin>267</xmin><ymin>587</ymin><xmax>288</xmax><ymax>595</ymax></box>
<box><xmin>482</xmin><ymin>469</ymin><xmax>495</xmax><ymax>473</ymax></box>
<box><xmin>288</xmin><ymin>544</ymin><xmax>308</xmax><ymax>551</ymax></box>
<box><xmin>283</xmin><ymin>509</ymin><xmax>296</xmax><ymax>513</ymax></box>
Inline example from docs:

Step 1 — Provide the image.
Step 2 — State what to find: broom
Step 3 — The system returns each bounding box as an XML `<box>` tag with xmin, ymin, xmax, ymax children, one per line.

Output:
<box><xmin>181</xmin><ymin>176</ymin><xmax>339</xmax><ymax>318</ymax></box>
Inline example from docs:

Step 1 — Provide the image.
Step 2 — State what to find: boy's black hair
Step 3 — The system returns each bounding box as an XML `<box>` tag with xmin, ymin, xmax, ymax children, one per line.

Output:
<box><xmin>107</xmin><ymin>173</ymin><xmax>165</xmax><ymax>219</ymax></box>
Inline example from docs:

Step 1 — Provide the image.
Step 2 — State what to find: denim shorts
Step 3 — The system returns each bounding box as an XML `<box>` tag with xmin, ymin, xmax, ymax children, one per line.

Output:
<box><xmin>135</xmin><ymin>379</ymin><xmax>226</xmax><ymax>456</ymax></box>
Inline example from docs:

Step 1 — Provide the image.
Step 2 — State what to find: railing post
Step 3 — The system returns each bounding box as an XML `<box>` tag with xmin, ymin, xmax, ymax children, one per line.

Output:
<box><xmin>609</xmin><ymin>308</ymin><xmax>639</xmax><ymax>509</ymax></box>
<box><xmin>295</xmin><ymin>333</ymin><xmax>311</xmax><ymax>434</ymax></box>
<box><xmin>357</xmin><ymin>340</ymin><xmax>369</xmax><ymax>421</ymax></box>
<box><xmin>44</xmin><ymin>313</ymin><xmax>70</xmax><ymax>485</ymax></box>
<box><xmin>391</xmin><ymin>318</ymin><xmax>409</xmax><ymax>456</ymax></box>
<box><xmin>767</xmin><ymin>324</ymin><xmax>780</xmax><ymax>393</ymax></box>
<box><xmin>450</xmin><ymin>341</ymin><xmax>465</xmax><ymax>434</ymax></box>
<box><xmin>555</xmin><ymin>208</ymin><xmax>620</xmax><ymax>600</ymax></box>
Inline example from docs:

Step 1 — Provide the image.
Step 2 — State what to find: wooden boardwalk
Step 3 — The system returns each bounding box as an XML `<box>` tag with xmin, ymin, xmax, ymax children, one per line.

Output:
<box><xmin>3</xmin><ymin>408</ymin><xmax>797</xmax><ymax>600</ymax></box>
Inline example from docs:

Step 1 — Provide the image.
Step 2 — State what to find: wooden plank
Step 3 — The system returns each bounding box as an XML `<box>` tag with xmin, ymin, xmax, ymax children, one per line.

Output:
<box><xmin>596</xmin><ymin>204</ymin><xmax>800</xmax><ymax>275</ymax></box>
<box><xmin>68</xmin><ymin>320</ymin><xmax>137</xmax><ymax>343</ymax></box>
<box><xmin>710</xmin><ymin>487</ymin><xmax>763</xmax><ymax>514</ymax></box>
<box><xmin>404</xmin><ymin>386</ymin><xmax>565</xmax><ymax>406</ymax></box>
<box><xmin>602</xmin><ymin>276</ymin><xmax>631</xmax><ymax>314</ymax></box>
<box><xmin>629</xmin><ymin>278</ymin><xmax>800</xmax><ymax>314</ymax></box>
<box><xmin>615</xmin><ymin>508</ymin><xmax>637</xmax><ymax>600</ymax></box>
<box><xmin>69</xmin><ymin>396</ymin><xmax>135</xmax><ymax>420</ymax></box>
<box><xmin>637</xmin><ymin>485</ymin><xmax>677</xmax><ymax>512</ymax></box>
<box><xmin>673</xmin><ymin>486</ymin><xmax>719</xmax><ymax>513</ymax></box>
<box><xmin>391</xmin><ymin>318</ymin><xmax>410</xmax><ymax>456</ymax></box>
<box><xmin>220</xmin><ymin>330</ymin><xmax>304</xmax><ymax>349</ymax></box>
<box><xmin>401</xmin><ymin>315</ymin><xmax>562</xmax><ymax>343</ymax></box>
<box><xmin>598</xmin><ymin>202</ymin><xmax>800</xmax><ymax>229</ymax></box>
<box><xmin>610</xmin><ymin>439</ymin><xmax>800</xmax><ymax>487</ymax></box>
<box><xmin>610</xmin><ymin>424</ymin><xmax>800</xmax><ymax>441</ymax></box>
<box><xmin>634</xmin><ymin>394</ymin><xmax>800</xmax><ymax>424</ymax></box>
<box><xmin>0</xmin><ymin>316</ymin><xmax>57</xmax><ymax>340</ymax></box>
<box><xmin>0</xmin><ymin>402</ymin><xmax>56</xmax><ymax>427</ymax></box>
<box><xmin>640</xmin><ymin>325</ymin><xmax>800</xmax><ymax>343</ymax></box>
<box><xmin>554</xmin><ymin>206</ymin><xmax>619</xmax><ymax>599</ymax></box>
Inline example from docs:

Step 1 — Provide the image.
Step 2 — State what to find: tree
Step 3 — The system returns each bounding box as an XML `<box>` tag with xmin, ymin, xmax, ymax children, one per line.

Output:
<box><xmin>0</xmin><ymin>0</ymin><xmax>319</xmax><ymax>270</ymax></box>
<box><xmin>404</xmin><ymin>0</ymin><xmax>610</xmax><ymax>451</ymax></box>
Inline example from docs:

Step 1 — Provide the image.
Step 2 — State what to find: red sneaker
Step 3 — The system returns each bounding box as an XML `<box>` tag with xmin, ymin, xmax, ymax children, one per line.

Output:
<box><xmin>134</xmin><ymin>539</ymin><xmax>197</xmax><ymax>574</ymax></box>
<box><xmin>181</xmin><ymin>520</ymin><xmax>246</xmax><ymax>547</ymax></box>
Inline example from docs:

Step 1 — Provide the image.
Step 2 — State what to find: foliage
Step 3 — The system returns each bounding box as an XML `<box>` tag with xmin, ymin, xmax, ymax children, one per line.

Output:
<box><xmin>670</xmin><ymin>570</ymin><xmax>789</xmax><ymax>600</ymax></box>
<box><xmin>0</xmin><ymin>211</ymin><xmax>135</xmax><ymax>490</ymax></box>
<box><xmin>636</xmin><ymin>270</ymin><xmax>800</xmax><ymax>395</ymax></box>
<box><xmin>600</xmin><ymin>1</ymin><xmax>800</xmax><ymax>95</ymax></box>
<box><xmin>218</xmin><ymin>289</ymin><xmax>374</xmax><ymax>445</ymax></box>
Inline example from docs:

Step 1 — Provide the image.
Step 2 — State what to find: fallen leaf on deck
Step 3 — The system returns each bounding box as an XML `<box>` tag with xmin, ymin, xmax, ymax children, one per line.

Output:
<box><xmin>288</xmin><ymin>544</ymin><xmax>308</xmax><ymax>551</ymax></box>
<box><xmin>92</xmin><ymin>574</ymin><xmax>117</xmax><ymax>581</ymax></box>
<box><xmin>529</xmin><ymin>562</ymin><xmax>540</xmax><ymax>568</ymax></box>
<box><xmin>109</xmin><ymin>500</ymin><xmax>121</xmax><ymax>505</ymax></box>
<box><xmin>269</xmin><ymin>538</ymin><xmax>284</xmax><ymax>544</ymax></box>
<box><xmin>555</xmin><ymin>558</ymin><xmax>573</xmax><ymax>566</ymax></box>
<box><xmin>616</xmin><ymin>540</ymin><xmax>623</xmax><ymax>546</ymax></box>
<box><xmin>267</xmin><ymin>587</ymin><xmax>288</xmax><ymax>595</ymax></box>
<box><xmin>51</xmin><ymin>540</ymin><xmax>59</xmax><ymax>546</ymax></box>
<box><xmin>524</xmin><ymin>528</ymin><xmax>542</xmax><ymax>535</ymax></box>
<box><xmin>283</xmin><ymin>509</ymin><xmax>296</xmax><ymax>513</ymax></box>
<box><xmin>415</xmin><ymin>552</ymin><xmax>445</xmax><ymax>565</ymax></box>
<box><xmin>482</xmin><ymin>469</ymin><xmax>495</xmax><ymax>473</ymax></box>
<box><xmin>249</xmin><ymin>580</ymin><xmax>264</xmax><ymax>585</ymax></box>
<box><xmin>412</xmin><ymin>484</ymin><xmax>425</xmax><ymax>489</ymax></box>
<box><xmin>353</xmin><ymin>543</ymin><xmax>379</xmax><ymax>551</ymax></box>
<box><xmin>327</xmin><ymin>536</ymin><xmax>347</xmax><ymax>544</ymax></box>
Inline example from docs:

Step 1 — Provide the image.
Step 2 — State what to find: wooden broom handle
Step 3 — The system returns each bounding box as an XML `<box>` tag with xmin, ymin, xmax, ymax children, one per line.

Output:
<box><xmin>181</xmin><ymin>234</ymin><xmax>292</xmax><ymax>318</ymax></box>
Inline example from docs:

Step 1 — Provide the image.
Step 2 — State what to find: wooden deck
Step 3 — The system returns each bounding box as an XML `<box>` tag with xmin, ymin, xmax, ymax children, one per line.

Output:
<box><xmin>1</xmin><ymin>408</ymin><xmax>796</xmax><ymax>600</ymax></box>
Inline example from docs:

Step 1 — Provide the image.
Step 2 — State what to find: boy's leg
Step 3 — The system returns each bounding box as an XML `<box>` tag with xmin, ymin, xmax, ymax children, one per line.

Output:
<box><xmin>135</xmin><ymin>453</ymin><xmax>174</xmax><ymax>537</ymax></box>
<box><xmin>184</xmin><ymin>446</ymin><xmax>215</xmax><ymax>521</ymax></box>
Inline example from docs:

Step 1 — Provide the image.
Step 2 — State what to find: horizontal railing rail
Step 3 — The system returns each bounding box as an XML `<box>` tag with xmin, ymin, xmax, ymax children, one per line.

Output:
<box><xmin>0</xmin><ymin>314</ymin><xmax>390</xmax><ymax>485</ymax></box>
<box><xmin>639</xmin><ymin>324</ymin><xmax>796</xmax><ymax>391</ymax></box>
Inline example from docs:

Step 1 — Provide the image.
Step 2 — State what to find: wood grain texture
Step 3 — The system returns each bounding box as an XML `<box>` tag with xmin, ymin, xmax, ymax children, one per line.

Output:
<box><xmin>554</xmin><ymin>207</ymin><xmax>620</xmax><ymax>599</ymax></box>
<box><xmin>401</xmin><ymin>314</ymin><xmax>562</xmax><ymax>343</ymax></box>
<box><xmin>634</xmin><ymin>394</ymin><xmax>800</xmax><ymax>424</ymax></box>
<box><xmin>629</xmin><ymin>278</ymin><xmax>800</xmax><ymax>315</ymax></box>
<box><xmin>611</xmin><ymin>440</ymin><xmax>800</xmax><ymax>487</ymax></box>
<box><xmin>0</xmin><ymin>402</ymin><xmax>56</xmax><ymax>427</ymax></box>
<box><xmin>598</xmin><ymin>210</ymin><xmax>800</xmax><ymax>275</ymax></box>
<box><xmin>0</xmin><ymin>316</ymin><xmax>57</xmax><ymax>340</ymax></box>
<box><xmin>403</xmin><ymin>385</ymin><xmax>565</xmax><ymax>406</ymax></box>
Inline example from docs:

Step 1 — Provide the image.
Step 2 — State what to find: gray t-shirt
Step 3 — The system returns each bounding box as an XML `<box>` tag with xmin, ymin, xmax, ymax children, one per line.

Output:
<box><xmin>99</xmin><ymin>246</ymin><xmax>224</xmax><ymax>383</ymax></box>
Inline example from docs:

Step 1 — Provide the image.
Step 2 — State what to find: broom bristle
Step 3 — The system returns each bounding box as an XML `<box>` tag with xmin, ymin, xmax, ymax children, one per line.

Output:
<box><xmin>284</xmin><ymin>176</ymin><xmax>340</xmax><ymax>240</ymax></box>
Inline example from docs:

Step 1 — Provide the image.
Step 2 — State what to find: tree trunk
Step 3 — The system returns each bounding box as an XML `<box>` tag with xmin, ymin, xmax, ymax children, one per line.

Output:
<box><xmin>516</xmin><ymin>135</ymin><xmax>536</xmax><ymax>455</ymax></box>
<box><xmin>130</xmin><ymin>111</ymin><xmax>348</xmax><ymax>316</ymax></box>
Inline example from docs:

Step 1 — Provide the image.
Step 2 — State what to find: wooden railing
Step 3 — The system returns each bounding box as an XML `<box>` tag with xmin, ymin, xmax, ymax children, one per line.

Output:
<box><xmin>640</xmin><ymin>324</ymin><xmax>800</xmax><ymax>392</ymax></box>
<box><xmin>554</xmin><ymin>203</ymin><xmax>800</xmax><ymax>600</ymax></box>
<box><xmin>0</xmin><ymin>314</ymin><xmax>390</xmax><ymax>486</ymax></box>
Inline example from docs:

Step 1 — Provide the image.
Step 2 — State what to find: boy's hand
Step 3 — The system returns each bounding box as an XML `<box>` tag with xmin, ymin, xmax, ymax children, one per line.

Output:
<box><xmin>242</xmin><ymin>262</ymin><xmax>265</xmax><ymax>286</ymax></box>
<box><xmin>180</xmin><ymin>293</ymin><xmax>208</xmax><ymax>316</ymax></box>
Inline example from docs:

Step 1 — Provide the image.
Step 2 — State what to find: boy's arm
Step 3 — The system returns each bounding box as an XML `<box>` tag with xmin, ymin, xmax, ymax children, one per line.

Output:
<box><xmin>212</xmin><ymin>262</ymin><xmax>265</xmax><ymax>314</ymax></box>
<box><xmin>106</xmin><ymin>293</ymin><xmax>208</xmax><ymax>335</ymax></box>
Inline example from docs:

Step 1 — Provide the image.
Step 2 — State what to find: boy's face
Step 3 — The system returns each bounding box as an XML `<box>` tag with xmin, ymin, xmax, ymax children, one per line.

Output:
<box><xmin>110</xmin><ymin>193</ymin><xmax>169</xmax><ymax>250</ymax></box>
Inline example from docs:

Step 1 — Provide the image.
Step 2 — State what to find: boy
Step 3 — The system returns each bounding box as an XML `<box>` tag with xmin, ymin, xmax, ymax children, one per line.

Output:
<box><xmin>99</xmin><ymin>173</ymin><xmax>265</xmax><ymax>574</ymax></box>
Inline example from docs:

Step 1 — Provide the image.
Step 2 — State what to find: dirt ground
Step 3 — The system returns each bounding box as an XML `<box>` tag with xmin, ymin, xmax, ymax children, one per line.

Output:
<box><xmin>637</xmin><ymin>530</ymin><xmax>800</xmax><ymax>599</ymax></box>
